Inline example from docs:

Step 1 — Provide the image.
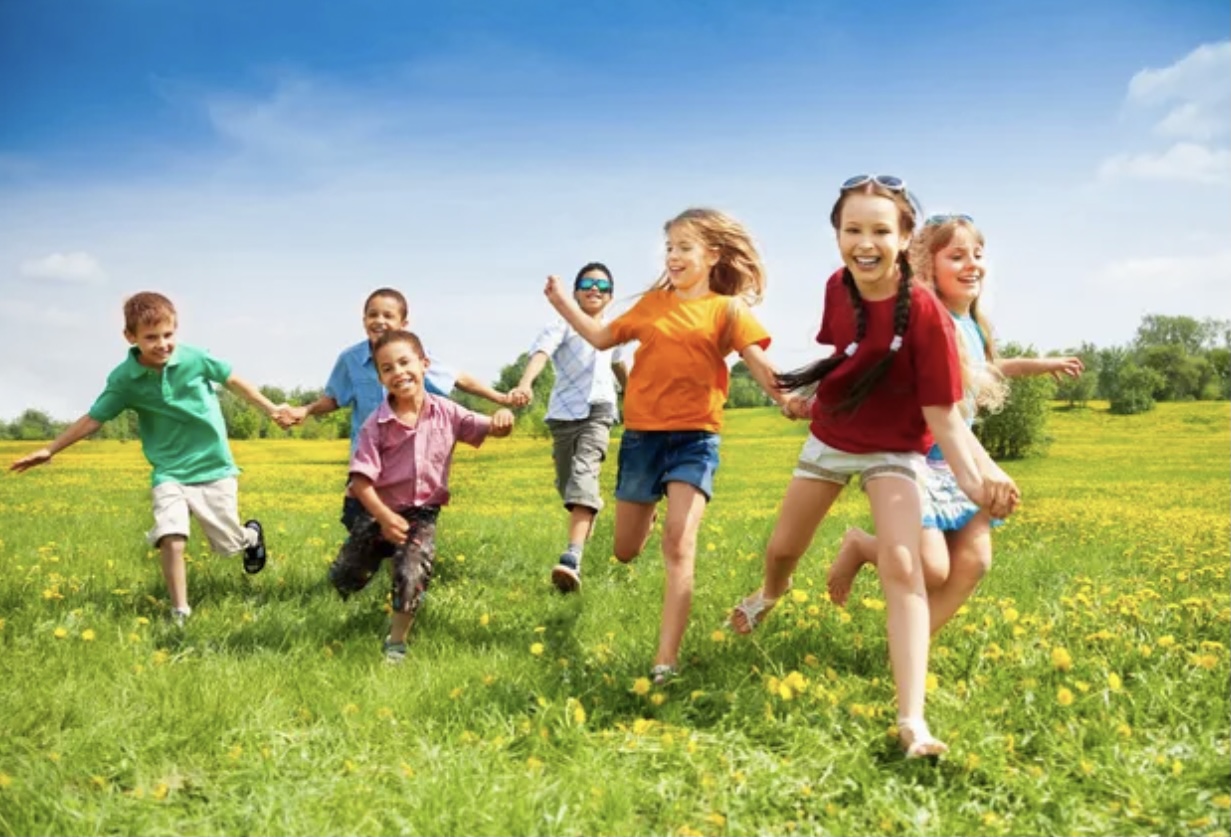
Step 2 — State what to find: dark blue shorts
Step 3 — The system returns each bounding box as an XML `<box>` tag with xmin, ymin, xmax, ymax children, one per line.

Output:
<box><xmin>615</xmin><ymin>429</ymin><xmax>720</xmax><ymax>503</ymax></box>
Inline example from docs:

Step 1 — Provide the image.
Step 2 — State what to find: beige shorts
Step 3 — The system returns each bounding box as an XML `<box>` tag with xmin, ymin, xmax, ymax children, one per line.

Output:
<box><xmin>793</xmin><ymin>434</ymin><xmax>925</xmax><ymax>489</ymax></box>
<box><xmin>148</xmin><ymin>477</ymin><xmax>256</xmax><ymax>556</ymax></box>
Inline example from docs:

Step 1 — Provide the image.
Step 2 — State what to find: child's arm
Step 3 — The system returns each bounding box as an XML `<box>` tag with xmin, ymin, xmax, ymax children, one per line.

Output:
<box><xmin>922</xmin><ymin>405</ymin><xmax>1018</xmax><ymax>519</ymax></box>
<box><xmin>739</xmin><ymin>344</ymin><xmax>810</xmax><ymax>419</ymax></box>
<box><xmin>511</xmin><ymin>352</ymin><xmax>551</xmax><ymax>406</ymax></box>
<box><xmin>9</xmin><ymin>415</ymin><xmax>102</xmax><ymax>472</ymax></box>
<box><xmin>281</xmin><ymin>394</ymin><xmax>340</xmax><ymax>428</ymax></box>
<box><xmin>996</xmin><ymin>356</ymin><xmax>1084</xmax><ymax>381</ymax></box>
<box><xmin>613</xmin><ymin>358</ymin><xmax>629</xmax><ymax>390</ymax></box>
<box><xmin>454</xmin><ymin>372</ymin><xmax>517</xmax><ymax>408</ymax></box>
<box><xmin>489</xmin><ymin>408</ymin><xmax>515</xmax><ymax>438</ymax></box>
<box><xmin>544</xmin><ymin>276</ymin><xmax>618</xmax><ymax>350</ymax></box>
<box><xmin>350</xmin><ymin>475</ymin><xmax>410</xmax><ymax>545</ymax></box>
<box><xmin>225</xmin><ymin>374</ymin><xmax>283</xmax><ymax>421</ymax></box>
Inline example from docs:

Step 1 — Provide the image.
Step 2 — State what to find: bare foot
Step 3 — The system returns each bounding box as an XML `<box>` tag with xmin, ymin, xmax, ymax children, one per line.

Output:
<box><xmin>898</xmin><ymin>717</ymin><xmax>948</xmax><ymax>758</ymax></box>
<box><xmin>826</xmin><ymin>527</ymin><xmax>871</xmax><ymax>607</ymax></box>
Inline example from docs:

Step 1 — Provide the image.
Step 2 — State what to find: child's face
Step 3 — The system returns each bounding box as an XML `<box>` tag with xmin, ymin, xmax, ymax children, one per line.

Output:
<box><xmin>125</xmin><ymin>317</ymin><xmax>177</xmax><ymax>369</ymax></box>
<box><xmin>664</xmin><ymin>224</ymin><xmax>719</xmax><ymax>295</ymax></box>
<box><xmin>837</xmin><ymin>193</ymin><xmax>910</xmax><ymax>298</ymax></box>
<box><xmin>364</xmin><ymin>296</ymin><xmax>409</xmax><ymax>344</ymax></box>
<box><xmin>375</xmin><ymin>340</ymin><xmax>429</xmax><ymax>402</ymax></box>
<box><xmin>573</xmin><ymin>271</ymin><xmax>613</xmax><ymax>315</ymax></box>
<box><xmin>932</xmin><ymin>226</ymin><xmax>985</xmax><ymax>314</ymax></box>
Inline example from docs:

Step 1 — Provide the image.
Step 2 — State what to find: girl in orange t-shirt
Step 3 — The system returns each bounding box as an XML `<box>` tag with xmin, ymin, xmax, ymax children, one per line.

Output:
<box><xmin>544</xmin><ymin>207</ymin><xmax>801</xmax><ymax>684</ymax></box>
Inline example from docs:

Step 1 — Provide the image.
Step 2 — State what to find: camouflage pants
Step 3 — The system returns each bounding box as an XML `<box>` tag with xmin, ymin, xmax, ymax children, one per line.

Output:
<box><xmin>328</xmin><ymin>506</ymin><xmax>439</xmax><ymax>614</ymax></box>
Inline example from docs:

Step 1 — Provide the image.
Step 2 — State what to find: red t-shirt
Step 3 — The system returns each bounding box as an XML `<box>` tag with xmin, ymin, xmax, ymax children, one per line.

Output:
<box><xmin>808</xmin><ymin>269</ymin><xmax>962</xmax><ymax>454</ymax></box>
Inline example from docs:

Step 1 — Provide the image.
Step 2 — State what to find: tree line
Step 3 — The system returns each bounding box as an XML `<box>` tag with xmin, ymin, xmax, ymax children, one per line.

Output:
<box><xmin>3</xmin><ymin>314</ymin><xmax>1226</xmax><ymax>445</ymax></box>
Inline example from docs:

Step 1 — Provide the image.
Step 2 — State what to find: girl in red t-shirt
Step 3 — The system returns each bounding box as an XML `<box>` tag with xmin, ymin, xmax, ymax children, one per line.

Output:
<box><xmin>544</xmin><ymin>208</ymin><xmax>800</xmax><ymax>685</ymax></box>
<box><xmin>727</xmin><ymin>177</ymin><xmax>1019</xmax><ymax>757</ymax></box>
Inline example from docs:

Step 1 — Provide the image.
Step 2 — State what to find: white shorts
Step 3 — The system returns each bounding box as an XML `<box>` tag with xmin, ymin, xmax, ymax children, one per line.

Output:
<box><xmin>148</xmin><ymin>477</ymin><xmax>255</xmax><ymax>556</ymax></box>
<box><xmin>792</xmin><ymin>434</ymin><xmax>925</xmax><ymax>489</ymax></box>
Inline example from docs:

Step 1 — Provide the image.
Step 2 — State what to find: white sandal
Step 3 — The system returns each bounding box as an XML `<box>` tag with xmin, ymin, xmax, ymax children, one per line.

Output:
<box><xmin>727</xmin><ymin>587</ymin><xmax>783</xmax><ymax>634</ymax></box>
<box><xmin>898</xmin><ymin>717</ymin><xmax>948</xmax><ymax>759</ymax></box>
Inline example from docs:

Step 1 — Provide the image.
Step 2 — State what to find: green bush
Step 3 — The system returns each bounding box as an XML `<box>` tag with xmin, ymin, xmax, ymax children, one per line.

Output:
<box><xmin>1109</xmin><ymin>363</ymin><xmax>1165</xmax><ymax>415</ymax></box>
<box><xmin>973</xmin><ymin>345</ymin><xmax>1056</xmax><ymax>459</ymax></box>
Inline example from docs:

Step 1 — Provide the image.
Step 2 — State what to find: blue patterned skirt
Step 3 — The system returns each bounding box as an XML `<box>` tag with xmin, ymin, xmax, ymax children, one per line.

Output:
<box><xmin>921</xmin><ymin>460</ymin><xmax>1005</xmax><ymax>532</ymax></box>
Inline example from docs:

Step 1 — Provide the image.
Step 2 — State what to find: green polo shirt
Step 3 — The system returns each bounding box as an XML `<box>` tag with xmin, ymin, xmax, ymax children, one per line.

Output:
<box><xmin>88</xmin><ymin>344</ymin><xmax>239</xmax><ymax>486</ymax></box>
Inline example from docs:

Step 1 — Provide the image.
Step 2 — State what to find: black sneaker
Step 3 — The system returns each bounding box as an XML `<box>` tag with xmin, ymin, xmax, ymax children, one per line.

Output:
<box><xmin>242</xmin><ymin>519</ymin><xmax>267</xmax><ymax>574</ymax></box>
<box><xmin>551</xmin><ymin>553</ymin><xmax>581</xmax><ymax>593</ymax></box>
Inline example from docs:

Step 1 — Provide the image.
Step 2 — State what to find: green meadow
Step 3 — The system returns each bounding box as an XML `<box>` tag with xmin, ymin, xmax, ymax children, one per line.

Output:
<box><xmin>0</xmin><ymin>402</ymin><xmax>1227</xmax><ymax>836</ymax></box>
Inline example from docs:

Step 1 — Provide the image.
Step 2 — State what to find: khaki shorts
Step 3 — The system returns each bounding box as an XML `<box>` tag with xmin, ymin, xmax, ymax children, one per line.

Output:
<box><xmin>148</xmin><ymin>477</ymin><xmax>256</xmax><ymax>556</ymax></box>
<box><xmin>792</xmin><ymin>434</ymin><xmax>924</xmax><ymax>489</ymax></box>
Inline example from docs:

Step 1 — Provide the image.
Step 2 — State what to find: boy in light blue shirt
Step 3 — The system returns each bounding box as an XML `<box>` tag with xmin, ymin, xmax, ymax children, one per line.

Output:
<box><xmin>280</xmin><ymin>288</ymin><xmax>523</xmax><ymax>530</ymax></box>
<box><xmin>9</xmin><ymin>292</ymin><xmax>281</xmax><ymax>625</ymax></box>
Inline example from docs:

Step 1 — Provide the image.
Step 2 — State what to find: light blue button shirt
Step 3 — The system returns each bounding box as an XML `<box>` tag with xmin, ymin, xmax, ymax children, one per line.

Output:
<box><xmin>529</xmin><ymin>319</ymin><xmax>624</xmax><ymax>421</ymax></box>
<box><xmin>325</xmin><ymin>339</ymin><xmax>458</xmax><ymax>450</ymax></box>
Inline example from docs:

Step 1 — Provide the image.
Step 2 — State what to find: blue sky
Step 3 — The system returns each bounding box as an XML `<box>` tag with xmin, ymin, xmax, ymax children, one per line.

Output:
<box><xmin>1</xmin><ymin>0</ymin><xmax>1228</xmax><ymax>420</ymax></box>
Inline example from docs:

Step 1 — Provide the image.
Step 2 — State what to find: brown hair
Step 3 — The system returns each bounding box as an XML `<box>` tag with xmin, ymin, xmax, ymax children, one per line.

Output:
<box><xmin>777</xmin><ymin>182</ymin><xmax>920</xmax><ymax>413</ymax></box>
<box><xmin>364</xmin><ymin>288</ymin><xmax>409</xmax><ymax>321</ymax></box>
<box><xmin>372</xmin><ymin>329</ymin><xmax>426</xmax><ymax>360</ymax></box>
<box><xmin>910</xmin><ymin>218</ymin><xmax>1007</xmax><ymax>414</ymax></box>
<box><xmin>653</xmin><ymin>208</ymin><xmax>766</xmax><ymax>306</ymax></box>
<box><xmin>123</xmin><ymin>292</ymin><xmax>176</xmax><ymax>334</ymax></box>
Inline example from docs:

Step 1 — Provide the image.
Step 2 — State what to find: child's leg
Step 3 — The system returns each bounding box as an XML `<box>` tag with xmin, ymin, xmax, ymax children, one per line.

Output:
<box><xmin>389</xmin><ymin>510</ymin><xmax>438</xmax><ymax>645</ymax></box>
<box><xmin>328</xmin><ymin>513</ymin><xmax>389</xmax><ymax>599</ymax></box>
<box><xmin>730</xmin><ymin>477</ymin><xmax>843</xmax><ymax>633</ymax></box>
<box><xmin>613</xmin><ymin>501</ymin><xmax>657</xmax><ymax>563</ymax></box>
<box><xmin>865</xmin><ymin>474</ymin><xmax>944</xmax><ymax>754</ymax></box>
<box><xmin>926</xmin><ymin>513</ymin><xmax>993</xmax><ymax>634</ymax></box>
<box><xmin>653</xmin><ymin>482</ymin><xmax>708</xmax><ymax>669</ymax></box>
<box><xmin>158</xmin><ymin>535</ymin><xmax>189</xmax><ymax>613</ymax></box>
<box><xmin>828</xmin><ymin>527</ymin><xmax>951</xmax><ymax>606</ymax></box>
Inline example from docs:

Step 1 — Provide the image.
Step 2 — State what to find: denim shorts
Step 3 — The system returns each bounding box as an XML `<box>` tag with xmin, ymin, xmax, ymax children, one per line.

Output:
<box><xmin>615</xmin><ymin>429</ymin><xmax>720</xmax><ymax>503</ymax></box>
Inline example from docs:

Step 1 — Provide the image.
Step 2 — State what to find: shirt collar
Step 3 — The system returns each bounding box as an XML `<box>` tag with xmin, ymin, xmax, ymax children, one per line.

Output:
<box><xmin>124</xmin><ymin>345</ymin><xmax>180</xmax><ymax>378</ymax></box>
<box><xmin>374</xmin><ymin>392</ymin><xmax>437</xmax><ymax>424</ymax></box>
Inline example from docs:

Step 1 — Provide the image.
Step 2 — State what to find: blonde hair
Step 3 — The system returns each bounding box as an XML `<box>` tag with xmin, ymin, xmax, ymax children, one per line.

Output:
<box><xmin>653</xmin><ymin>208</ymin><xmax>766</xmax><ymax>306</ymax></box>
<box><xmin>123</xmin><ymin>292</ymin><xmax>176</xmax><ymax>334</ymax></box>
<box><xmin>910</xmin><ymin>217</ymin><xmax>1007</xmax><ymax>415</ymax></box>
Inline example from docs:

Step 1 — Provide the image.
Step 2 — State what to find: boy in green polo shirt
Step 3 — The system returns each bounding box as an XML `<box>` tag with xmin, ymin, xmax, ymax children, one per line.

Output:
<box><xmin>9</xmin><ymin>291</ymin><xmax>281</xmax><ymax>625</ymax></box>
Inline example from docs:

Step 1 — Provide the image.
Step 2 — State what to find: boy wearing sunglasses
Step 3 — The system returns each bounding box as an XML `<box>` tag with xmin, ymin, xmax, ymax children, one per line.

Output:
<box><xmin>511</xmin><ymin>263</ymin><xmax>628</xmax><ymax>593</ymax></box>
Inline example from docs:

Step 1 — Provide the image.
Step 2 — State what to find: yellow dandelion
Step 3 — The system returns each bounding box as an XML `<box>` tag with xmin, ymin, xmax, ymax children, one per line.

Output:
<box><xmin>449</xmin><ymin>687</ymin><xmax>464</xmax><ymax>700</ymax></box>
<box><xmin>81</xmin><ymin>629</ymin><xmax>96</xmax><ymax>642</ymax></box>
<box><xmin>479</xmin><ymin>613</ymin><xmax>490</xmax><ymax>627</ymax></box>
<box><xmin>632</xmin><ymin>677</ymin><xmax>651</xmax><ymax>696</ymax></box>
<box><xmin>526</xmin><ymin>756</ymin><xmax>544</xmax><ymax>771</ymax></box>
<box><xmin>1157</xmin><ymin>635</ymin><xmax>1176</xmax><ymax>648</ymax></box>
<box><xmin>860</xmin><ymin>597</ymin><xmax>885</xmax><ymax>611</ymax></box>
<box><xmin>400</xmin><ymin>762</ymin><xmax>415</xmax><ymax>778</ymax></box>
<box><xmin>925</xmin><ymin>673</ymin><xmax>939</xmax><ymax>693</ymax></box>
<box><xmin>1107</xmin><ymin>672</ymin><xmax>1123</xmax><ymax>691</ymax></box>
<box><xmin>651</xmin><ymin>693</ymin><xmax>666</xmax><ymax>706</ymax></box>
<box><xmin>1051</xmin><ymin>646</ymin><xmax>1073</xmax><ymax>671</ymax></box>
<box><xmin>53</xmin><ymin>627</ymin><xmax>67</xmax><ymax>639</ymax></box>
<box><xmin>791</xmin><ymin>589</ymin><xmax>808</xmax><ymax>604</ymax></box>
<box><xmin>1212</xmin><ymin>794</ymin><xmax>1230</xmax><ymax>809</ymax></box>
<box><xmin>0</xmin><ymin>773</ymin><xmax>10</xmax><ymax>789</ymax></box>
<box><xmin>838</xmin><ymin>611</ymin><xmax>852</xmax><ymax>624</ymax></box>
<box><xmin>529</xmin><ymin>642</ymin><xmax>544</xmax><ymax>656</ymax></box>
<box><xmin>47</xmin><ymin>752</ymin><xmax>60</xmax><ymax>763</ymax></box>
<box><xmin>342</xmin><ymin>703</ymin><xmax>359</xmax><ymax>715</ymax></box>
<box><xmin>151</xmin><ymin>783</ymin><xmax>169</xmax><ymax>801</ymax></box>
<box><xmin>705</xmin><ymin>813</ymin><xmax>726</xmax><ymax>827</ymax></box>
<box><xmin>1057</xmin><ymin>686</ymin><xmax>1074</xmax><ymax>707</ymax></box>
<box><xmin>710</xmin><ymin>629</ymin><xmax>726</xmax><ymax>643</ymax></box>
<box><xmin>1172</xmin><ymin>759</ymin><xmax>1183</xmax><ymax>776</ymax></box>
<box><xmin>572</xmin><ymin>704</ymin><xmax>587</xmax><ymax>725</ymax></box>
<box><xmin>1002</xmin><ymin>607</ymin><xmax>1019</xmax><ymax>623</ymax></box>
<box><xmin>1116</xmin><ymin>723</ymin><xmax>1132</xmax><ymax>738</ymax></box>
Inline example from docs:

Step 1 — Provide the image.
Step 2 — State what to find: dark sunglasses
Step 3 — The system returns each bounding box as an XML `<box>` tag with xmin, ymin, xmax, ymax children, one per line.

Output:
<box><xmin>841</xmin><ymin>174</ymin><xmax>906</xmax><ymax>192</ymax></box>
<box><xmin>576</xmin><ymin>277</ymin><xmax>613</xmax><ymax>293</ymax></box>
<box><xmin>925</xmin><ymin>213</ymin><xmax>974</xmax><ymax>226</ymax></box>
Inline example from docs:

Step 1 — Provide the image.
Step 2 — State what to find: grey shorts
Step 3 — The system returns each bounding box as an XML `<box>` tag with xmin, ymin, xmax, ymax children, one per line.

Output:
<box><xmin>545</xmin><ymin>402</ymin><xmax>615</xmax><ymax>512</ymax></box>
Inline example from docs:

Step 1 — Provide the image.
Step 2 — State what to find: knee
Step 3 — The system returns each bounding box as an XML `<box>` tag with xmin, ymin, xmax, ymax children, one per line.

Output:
<box><xmin>875</xmin><ymin>544</ymin><xmax>916</xmax><ymax>587</ymax></box>
<box><xmin>660</xmin><ymin>524</ymin><xmax>696</xmax><ymax>564</ymax></box>
<box><xmin>950</xmin><ymin>544</ymin><xmax>992</xmax><ymax>581</ymax></box>
<box><xmin>613</xmin><ymin>543</ymin><xmax>640</xmax><ymax>564</ymax></box>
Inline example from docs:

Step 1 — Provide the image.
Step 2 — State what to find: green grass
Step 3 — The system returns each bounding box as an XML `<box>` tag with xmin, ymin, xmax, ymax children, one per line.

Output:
<box><xmin>1</xmin><ymin>402</ymin><xmax>1228</xmax><ymax>836</ymax></box>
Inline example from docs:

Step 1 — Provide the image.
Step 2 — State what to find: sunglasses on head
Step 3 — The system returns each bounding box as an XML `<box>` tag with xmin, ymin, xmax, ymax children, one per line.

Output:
<box><xmin>841</xmin><ymin>174</ymin><xmax>906</xmax><ymax>192</ymax></box>
<box><xmin>925</xmin><ymin>213</ymin><xmax>974</xmax><ymax>226</ymax></box>
<box><xmin>576</xmin><ymin>277</ymin><xmax>613</xmax><ymax>293</ymax></box>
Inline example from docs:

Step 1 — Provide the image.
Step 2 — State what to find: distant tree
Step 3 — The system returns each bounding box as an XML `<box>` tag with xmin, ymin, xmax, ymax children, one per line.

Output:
<box><xmin>1096</xmin><ymin>346</ymin><xmax>1130</xmax><ymax>401</ymax></box>
<box><xmin>1108</xmin><ymin>363</ymin><xmax>1165</xmax><ymax>415</ymax></box>
<box><xmin>1133</xmin><ymin>314</ymin><xmax>1209</xmax><ymax>355</ymax></box>
<box><xmin>12</xmin><ymin>409</ymin><xmax>62</xmax><ymax>441</ymax></box>
<box><xmin>726</xmin><ymin>361</ymin><xmax>774</xmax><ymax>408</ymax></box>
<box><xmin>1207</xmin><ymin>347</ymin><xmax>1231</xmax><ymax>400</ymax></box>
<box><xmin>973</xmin><ymin>344</ymin><xmax>1055</xmax><ymax>459</ymax></box>
<box><xmin>1052</xmin><ymin>342</ymin><xmax>1099</xmax><ymax>408</ymax></box>
<box><xmin>1138</xmin><ymin>344</ymin><xmax>1208</xmax><ymax>401</ymax></box>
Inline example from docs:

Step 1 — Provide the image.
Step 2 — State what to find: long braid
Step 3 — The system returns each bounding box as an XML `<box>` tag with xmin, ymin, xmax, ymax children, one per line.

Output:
<box><xmin>827</xmin><ymin>252</ymin><xmax>914</xmax><ymax>414</ymax></box>
<box><xmin>775</xmin><ymin>267</ymin><xmax>862</xmax><ymax>392</ymax></box>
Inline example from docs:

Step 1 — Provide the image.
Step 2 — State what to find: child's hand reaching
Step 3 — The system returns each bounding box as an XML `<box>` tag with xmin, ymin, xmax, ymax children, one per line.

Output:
<box><xmin>490</xmin><ymin>408</ymin><xmax>515</xmax><ymax>438</ymax></box>
<box><xmin>1046</xmin><ymin>356</ymin><xmax>1085</xmax><ymax>381</ymax></box>
<box><xmin>544</xmin><ymin>275</ymin><xmax>571</xmax><ymax>313</ymax></box>
<box><xmin>10</xmin><ymin>448</ymin><xmax>53</xmax><ymax>473</ymax></box>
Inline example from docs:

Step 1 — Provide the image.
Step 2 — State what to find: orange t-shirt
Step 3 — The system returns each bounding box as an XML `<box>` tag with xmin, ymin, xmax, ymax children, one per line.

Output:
<box><xmin>608</xmin><ymin>289</ymin><xmax>771</xmax><ymax>432</ymax></box>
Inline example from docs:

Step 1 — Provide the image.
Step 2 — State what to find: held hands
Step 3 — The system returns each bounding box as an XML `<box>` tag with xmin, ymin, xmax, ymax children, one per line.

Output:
<box><xmin>780</xmin><ymin>394</ymin><xmax>813</xmax><ymax>421</ymax></box>
<box><xmin>10</xmin><ymin>448</ymin><xmax>53</xmax><ymax>473</ymax></box>
<box><xmin>508</xmin><ymin>386</ymin><xmax>534</xmax><ymax>408</ymax></box>
<box><xmin>490</xmin><ymin>408</ymin><xmax>515</xmax><ymax>437</ymax></box>
<box><xmin>273</xmin><ymin>404</ymin><xmax>306</xmax><ymax>430</ymax></box>
<box><xmin>980</xmin><ymin>466</ymin><xmax>1021</xmax><ymax>520</ymax></box>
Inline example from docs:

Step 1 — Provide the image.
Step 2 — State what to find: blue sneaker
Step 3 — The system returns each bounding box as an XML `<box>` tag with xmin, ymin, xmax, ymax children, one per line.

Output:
<box><xmin>382</xmin><ymin>636</ymin><xmax>407</xmax><ymax>664</ymax></box>
<box><xmin>551</xmin><ymin>553</ymin><xmax>581</xmax><ymax>593</ymax></box>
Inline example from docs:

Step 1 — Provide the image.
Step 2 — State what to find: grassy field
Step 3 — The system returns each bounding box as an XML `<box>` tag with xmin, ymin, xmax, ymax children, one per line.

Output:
<box><xmin>1</xmin><ymin>402</ymin><xmax>1228</xmax><ymax>836</ymax></box>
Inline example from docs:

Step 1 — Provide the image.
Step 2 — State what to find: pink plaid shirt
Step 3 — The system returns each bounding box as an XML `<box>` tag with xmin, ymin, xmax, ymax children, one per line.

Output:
<box><xmin>349</xmin><ymin>393</ymin><xmax>491</xmax><ymax>510</ymax></box>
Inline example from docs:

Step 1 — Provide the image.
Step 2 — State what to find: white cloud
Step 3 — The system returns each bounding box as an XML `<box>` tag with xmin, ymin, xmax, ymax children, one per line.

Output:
<box><xmin>1127</xmin><ymin>40</ymin><xmax>1231</xmax><ymax>141</ymax></box>
<box><xmin>1098</xmin><ymin>142</ymin><xmax>1231</xmax><ymax>185</ymax></box>
<box><xmin>18</xmin><ymin>251</ymin><xmax>107</xmax><ymax>284</ymax></box>
<box><xmin>1095</xmin><ymin>249</ymin><xmax>1231</xmax><ymax>292</ymax></box>
<box><xmin>1100</xmin><ymin>41</ymin><xmax>1230</xmax><ymax>186</ymax></box>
